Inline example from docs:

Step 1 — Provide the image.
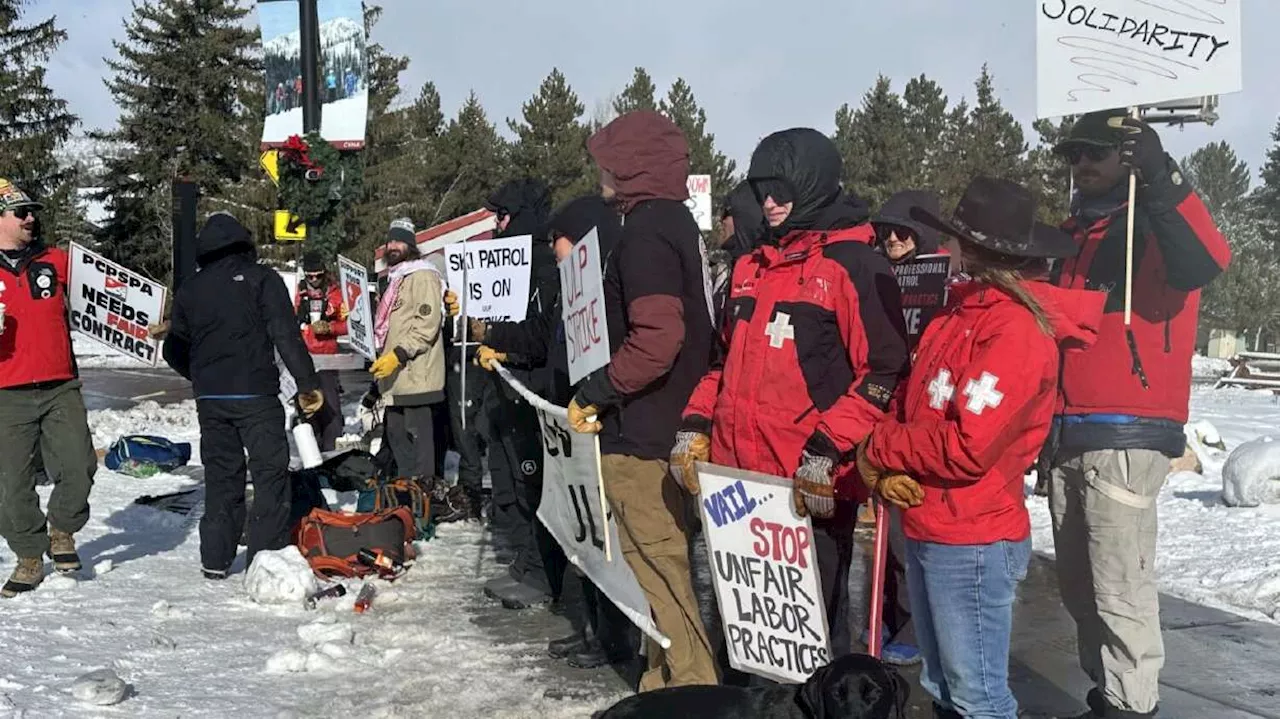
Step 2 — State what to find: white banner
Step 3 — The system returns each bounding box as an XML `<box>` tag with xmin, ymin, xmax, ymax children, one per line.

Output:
<box><xmin>1036</xmin><ymin>0</ymin><xmax>1242</xmax><ymax>119</ymax></box>
<box><xmin>697</xmin><ymin>463</ymin><xmax>831</xmax><ymax>684</ymax></box>
<box><xmin>337</xmin><ymin>255</ymin><xmax>375</xmax><ymax>360</ymax></box>
<box><xmin>445</xmin><ymin>235</ymin><xmax>531</xmax><ymax>322</ymax></box>
<box><xmin>560</xmin><ymin>228</ymin><xmax>610</xmax><ymax>386</ymax></box>
<box><xmin>488</xmin><ymin>362</ymin><xmax>668</xmax><ymax>649</ymax></box>
<box><xmin>686</xmin><ymin>174</ymin><xmax>713</xmax><ymax>232</ymax></box>
<box><xmin>68</xmin><ymin>243</ymin><xmax>166</xmax><ymax>367</ymax></box>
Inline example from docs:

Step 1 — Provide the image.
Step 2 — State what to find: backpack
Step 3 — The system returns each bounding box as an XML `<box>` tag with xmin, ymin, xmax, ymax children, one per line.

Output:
<box><xmin>104</xmin><ymin>435</ymin><xmax>193</xmax><ymax>477</ymax></box>
<box><xmin>293</xmin><ymin>507</ymin><xmax>417</xmax><ymax>578</ymax></box>
<box><xmin>356</xmin><ymin>476</ymin><xmax>435</xmax><ymax>541</ymax></box>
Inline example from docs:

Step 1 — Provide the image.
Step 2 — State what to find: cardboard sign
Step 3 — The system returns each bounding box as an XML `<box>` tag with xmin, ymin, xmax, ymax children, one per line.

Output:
<box><xmin>536</xmin><ymin>408</ymin><xmax>667</xmax><ymax>647</ymax></box>
<box><xmin>559</xmin><ymin>228</ymin><xmax>610</xmax><ymax>385</ymax></box>
<box><xmin>1036</xmin><ymin>0</ymin><xmax>1242</xmax><ymax>118</ymax></box>
<box><xmin>697</xmin><ymin>463</ymin><xmax>831</xmax><ymax>684</ymax></box>
<box><xmin>337</xmin><ymin>255</ymin><xmax>375</xmax><ymax>359</ymax></box>
<box><xmin>68</xmin><ymin>244</ymin><xmax>166</xmax><ymax>367</ymax></box>
<box><xmin>445</xmin><ymin>235</ymin><xmax>531</xmax><ymax>322</ymax></box>
<box><xmin>892</xmin><ymin>253</ymin><xmax>951</xmax><ymax>343</ymax></box>
<box><xmin>686</xmin><ymin>174</ymin><xmax>713</xmax><ymax>232</ymax></box>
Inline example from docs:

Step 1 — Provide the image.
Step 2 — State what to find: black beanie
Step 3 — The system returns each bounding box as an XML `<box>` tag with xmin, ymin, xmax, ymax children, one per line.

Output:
<box><xmin>302</xmin><ymin>250</ymin><xmax>326</xmax><ymax>272</ymax></box>
<box><xmin>388</xmin><ymin>217</ymin><xmax>416</xmax><ymax>245</ymax></box>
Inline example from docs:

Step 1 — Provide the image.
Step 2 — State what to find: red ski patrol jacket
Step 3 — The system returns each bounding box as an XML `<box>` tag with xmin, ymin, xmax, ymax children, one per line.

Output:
<box><xmin>683</xmin><ymin>223</ymin><xmax>910</xmax><ymax>494</ymax></box>
<box><xmin>295</xmin><ymin>278</ymin><xmax>348</xmax><ymax>355</ymax></box>
<box><xmin>864</xmin><ymin>280</ymin><xmax>1104</xmax><ymax>545</ymax></box>
<box><xmin>0</xmin><ymin>242</ymin><xmax>77</xmax><ymax>389</ymax></box>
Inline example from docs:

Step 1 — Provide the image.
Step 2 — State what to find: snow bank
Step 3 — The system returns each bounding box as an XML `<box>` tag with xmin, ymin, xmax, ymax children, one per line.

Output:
<box><xmin>1192</xmin><ymin>353</ymin><xmax>1232</xmax><ymax>380</ymax></box>
<box><xmin>245</xmin><ymin>547</ymin><xmax>319</xmax><ymax>604</ymax></box>
<box><xmin>69</xmin><ymin>668</ymin><xmax>129</xmax><ymax>706</ymax></box>
<box><xmin>1222</xmin><ymin>436</ymin><xmax>1280</xmax><ymax>507</ymax></box>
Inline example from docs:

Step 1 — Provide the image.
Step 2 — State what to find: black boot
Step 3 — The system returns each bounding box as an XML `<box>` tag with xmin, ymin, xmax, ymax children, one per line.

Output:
<box><xmin>933</xmin><ymin>703</ymin><xmax>963</xmax><ymax>719</ymax></box>
<box><xmin>547</xmin><ymin>631</ymin><xmax>588</xmax><ymax>659</ymax></box>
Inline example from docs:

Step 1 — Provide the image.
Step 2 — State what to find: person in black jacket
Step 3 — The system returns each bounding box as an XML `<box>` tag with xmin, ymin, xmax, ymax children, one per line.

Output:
<box><xmin>469</xmin><ymin>194</ymin><xmax>635</xmax><ymax>669</ymax></box>
<box><xmin>708</xmin><ymin>181</ymin><xmax>768</xmax><ymax>323</ymax></box>
<box><xmin>163</xmin><ymin>212</ymin><xmax>323</xmax><ymax>579</ymax></box>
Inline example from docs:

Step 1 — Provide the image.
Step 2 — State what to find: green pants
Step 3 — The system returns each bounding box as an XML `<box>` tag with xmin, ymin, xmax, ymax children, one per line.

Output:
<box><xmin>0</xmin><ymin>380</ymin><xmax>96</xmax><ymax>557</ymax></box>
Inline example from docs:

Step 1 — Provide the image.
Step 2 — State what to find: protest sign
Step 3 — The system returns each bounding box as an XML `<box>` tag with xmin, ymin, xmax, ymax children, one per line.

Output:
<box><xmin>697</xmin><ymin>463</ymin><xmax>830</xmax><ymax>684</ymax></box>
<box><xmin>892</xmin><ymin>253</ymin><xmax>951</xmax><ymax>343</ymax></box>
<box><xmin>1036</xmin><ymin>0</ymin><xmax>1242</xmax><ymax>118</ymax></box>
<box><xmin>337</xmin><ymin>255</ymin><xmax>375</xmax><ymax>359</ymax></box>
<box><xmin>535</xmin><ymin>407</ymin><xmax>668</xmax><ymax>648</ymax></box>
<box><xmin>686</xmin><ymin>174</ymin><xmax>713</xmax><ymax>232</ymax></box>
<box><xmin>445</xmin><ymin>235</ymin><xmax>531</xmax><ymax>322</ymax></box>
<box><xmin>68</xmin><ymin>243</ymin><xmax>166</xmax><ymax>367</ymax></box>
<box><xmin>559</xmin><ymin>228</ymin><xmax>610</xmax><ymax>385</ymax></box>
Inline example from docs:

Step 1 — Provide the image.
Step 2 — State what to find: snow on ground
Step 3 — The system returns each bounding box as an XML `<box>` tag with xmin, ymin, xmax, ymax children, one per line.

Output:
<box><xmin>1027</xmin><ymin>386</ymin><xmax>1280</xmax><ymax>621</ymax></box>
<box><xmin>73</xmin><ymin>334</ymin><xmax>159</xmax><ymax>370</ymax></box>
<box><xmin>0</xmin><ymin>400</ymin><xmax>621</xmax><ymax>718</ymax></box>
<box><xmin>1192</xmin><ymin>353</ymin><xmax>1233</xmax><ymax>380</ymax></box>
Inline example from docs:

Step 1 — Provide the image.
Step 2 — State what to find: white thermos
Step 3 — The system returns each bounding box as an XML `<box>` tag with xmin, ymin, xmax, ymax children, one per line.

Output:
<box><xmin>293</xmin><ymin>422</ymin><xmax>323</xmax><ymax>469</ymax></box>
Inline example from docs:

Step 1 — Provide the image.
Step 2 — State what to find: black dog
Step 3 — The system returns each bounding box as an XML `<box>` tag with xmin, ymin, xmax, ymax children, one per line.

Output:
<box><xmin>595</xmin><ymin>653</ymin><xmax>909</xmax><ymax>719</ymax></box>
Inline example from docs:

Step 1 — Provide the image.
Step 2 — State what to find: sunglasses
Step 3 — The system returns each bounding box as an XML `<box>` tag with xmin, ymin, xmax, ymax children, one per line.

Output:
<box><xmin>304</xmin><ymin>271</ymin><xmax>324</xmax><ymax>278</ymax></box>
<box><xmin>8</xmin><ymin>207</ymin><xmax>35</xmax><ymax>220</ymax></box>
<box><xmin>1063</xmin><ymin>145</ymin><xmax>1115</xmax><ymax>165</ymax></box>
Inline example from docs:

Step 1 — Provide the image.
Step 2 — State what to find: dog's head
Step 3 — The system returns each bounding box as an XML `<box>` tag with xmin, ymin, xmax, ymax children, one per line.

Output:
<box><xmin>796</xmin><ymin>654</ymin><xmax>910</xmax><ymax>719</ymax></box>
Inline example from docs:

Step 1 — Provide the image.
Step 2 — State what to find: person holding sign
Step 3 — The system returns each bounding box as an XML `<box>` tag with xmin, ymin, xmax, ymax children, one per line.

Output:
<box><xmin>295</xmin><ymin>251</ymin><xmax>349</xmax><ymax>451</ymax></box>
<box><xmin>857</xmin><ymin>177</ymin><xmax>1105</xmax><ymax>719</ymax></box>
<box><xmin>1045</xmin><ymin>111</ymin><xmax>1230</xmax><ymax>719</ymax></box>
<box><xmin>676</xmin><ymin>128</ymin><xmax>910</xmax><ymax>664</ymax></box>
<box><xmin>569</xmin><ymin>110</ymin><xmax>719</xmax><ymax>690</ymax></box>
<box><xmin>163</xmin><ymin>212</ymin><xmax>325</xmax><ymax>579</ymax></box>
<box><xmin>0</xmin><ymin>180</ymin><xmax>97</xmax><ymax>597</ymax></box>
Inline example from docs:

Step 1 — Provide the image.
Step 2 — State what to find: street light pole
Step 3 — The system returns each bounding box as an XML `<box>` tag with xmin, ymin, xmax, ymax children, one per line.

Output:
<box><xmin>299</xmin><ymin>0</ymin><xmax>321</xmax><ymax>135</ymax></box>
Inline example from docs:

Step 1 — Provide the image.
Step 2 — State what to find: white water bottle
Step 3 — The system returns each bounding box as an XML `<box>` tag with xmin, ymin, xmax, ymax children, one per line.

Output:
<box><xmin>293</xmin><ymin>422</ymin><xmax>323</xmax><ymax>469</ymax></box>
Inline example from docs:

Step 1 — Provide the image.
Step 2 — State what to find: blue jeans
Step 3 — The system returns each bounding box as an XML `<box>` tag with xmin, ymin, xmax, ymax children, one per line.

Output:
<box><xmin>905</xmin><ymin>538</ymin><xmax>1031</xmax><ymax>718</ymax></box>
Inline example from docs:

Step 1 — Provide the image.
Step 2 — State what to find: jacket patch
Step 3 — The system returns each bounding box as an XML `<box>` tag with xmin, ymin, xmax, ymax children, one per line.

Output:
<box><xmin>27</xmin><ymin>263</ymin><xmax>57</xmax><ymax>300</ymax></box>
<box><xmin>927</xmin><ymin>369</ymin><xmax>956</xmax><ymax>410</ymax></box>
<box><xmin>763</xmin><ymin>311</ymin><xmax>795</xmax><ymax>348</ymax></box>
<box><xmin>962</xmin><ymin>371</ymin><xmax>1004</xmax><ymax>415</ymax></box>
<box><xmin>862</xmin><ymin>383</ymin><xmax>893</xmax><ymax>409</ymax></box>
<box><xmin>418</xmin><ymin>303</ymin><xmax>432</xmax><ymax>317</ymax></box>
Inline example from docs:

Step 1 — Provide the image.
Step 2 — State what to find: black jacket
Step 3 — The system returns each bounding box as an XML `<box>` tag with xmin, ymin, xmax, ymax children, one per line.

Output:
<box><xmin>163</xmin><ymin>214</ymin><xmax>318</xmax><ymax>398</ymax></box>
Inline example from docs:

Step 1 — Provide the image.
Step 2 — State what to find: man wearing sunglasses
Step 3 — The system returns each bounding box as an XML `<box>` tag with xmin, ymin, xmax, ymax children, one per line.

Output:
<box><xmin>0</xmin><ymin>179</ymin><xmax>96</xmax><ymax>597</ymax></box>
<box><xmin>295</xmin><ymin>251</ymin><xmax>348</xmax><ymax>451</ymax></box>
<box><xmin>1046</xmin><ymin>111</ymin><xmax>1231</xmax><ymax>719</ymax></box>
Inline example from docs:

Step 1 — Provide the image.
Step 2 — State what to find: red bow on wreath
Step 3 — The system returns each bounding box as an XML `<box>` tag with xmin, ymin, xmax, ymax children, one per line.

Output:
<box><xmin>281</xmin><ymin>135</ymin><xmax>324</xmax><ymax>179</ymax></box>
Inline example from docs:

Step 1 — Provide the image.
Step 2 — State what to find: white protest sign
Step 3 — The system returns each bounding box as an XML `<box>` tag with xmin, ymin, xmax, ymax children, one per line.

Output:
<box><xmin>559</xmin><ymin>228</ymin><xmax>610</xmax><ymax>385</ymax></box>
<box><xmin>445</xmin><ymin>235</ymin><xmax>531</xmax><ymax>322</ymax></box>
<box><xmin>337</xmin><ymin>255</ymin><xmax>375</xmax><ymax>360</ymax></box>
<box><xmin>686</xmin><ymin>174</ymin><xmax>713</xmax><ymax>232</ymax></box>
<box><xmin>697</xmin><ymin>463</ymin><xmax>830</xmax><ymax>684</ymax></box>
<box><xmin>68</xmin><ymin>243</ymin><xmax>166</xmax><ymax>367</ymax></box>
<box><xmin>1036</xmin><ymin>0</ymin><xmax>1242</xmax><ymax>118</ymax></box>
<box><xmin>536</xmin><ymin>407</ymin><xmax>668</xmax><ymax>648</ymax></box>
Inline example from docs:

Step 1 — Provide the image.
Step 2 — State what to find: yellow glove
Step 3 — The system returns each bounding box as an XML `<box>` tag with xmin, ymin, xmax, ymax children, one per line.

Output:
<box><xmin>370</xmin><ymin>352</ymin><xmax>402</xmax><ymax>380</ymax></box>
<box><xmin>856</xmin><ymin>441</ymin><xmax>885</xmax><ymax>493</ymax></box>
<box><xmin>567</xmin><ymin>398</ymin><xmax>601</xmax><ymax>434</ymax></box>
<box><xmin>475</xmin><ymin>345</ymin><xmax>506</xmax><ymax>371</ymax></box>
<box><xmin>792</xmin><ymin>483</ymin><xmax>809</xmax><ymax>518</ymax></box>
<box><xmin>297</xmin><ymin>389</ymin><xmax>325</xmax><ymax>417</ymax></box>
<box><xmin>877</xmin><ymin>474</ymin><xmax>925</xmax><ymax>510</ymax></box>
<box><xmin>443</xmin><ymin>290</ymin><xmax>460</xmax><ymax>317</ymax></box>
<box><xmin>669</xmin><ymin>431</ymin><xmax>710</xmax><ymax>495</ymax></box>
<box><xmin>310</xmin><ymin>320</ymin><xmax>332</xmax><ymax>336</ymax></box>
<box><xmin>468</xmin><ymin>318</ymin><xmax>488</xmax><ymax>343</ymax></box>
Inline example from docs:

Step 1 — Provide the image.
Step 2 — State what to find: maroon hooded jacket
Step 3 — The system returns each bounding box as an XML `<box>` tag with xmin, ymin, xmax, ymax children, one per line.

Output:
<box><xmin>575</xmin><ymin>111</ymin><xmax>717</xmax><ymax>461</ymax></box>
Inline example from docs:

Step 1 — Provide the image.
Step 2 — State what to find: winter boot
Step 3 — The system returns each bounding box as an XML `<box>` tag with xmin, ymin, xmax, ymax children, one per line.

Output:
<box><xmin>1057</xmin><ymin>689</ymin><xmax>1128</xmax><ymax>718</ymax></box>
<box><xmin>548</xmin><ymin>631</ymin><xmax>589</xmax><ymax>659</ymax></box>
<box><xmin>434</xmin><ymin>484</ymin><xmax>473</xmax><ymax>524</ymax></box>
<box><xmin>1</xmin><ymin>557</ymin><xmax>44</xmax><ymax>597</ymax></box>
<box><xmin>48</xmin><ymin>527</ymin><xmax>82</xmax><ymax>573</ymax></box>
<box><xmin>933</xmin><ymin>703</ymin><xmax>963</xmax><ymax>719</ymax></box>
<box><xmin>202</xmin><ymin>567</ymin><xmax>229</xmax><ymax>581</ymax></box>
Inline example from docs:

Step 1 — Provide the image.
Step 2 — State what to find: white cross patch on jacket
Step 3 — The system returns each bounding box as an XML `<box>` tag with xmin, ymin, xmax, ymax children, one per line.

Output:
<box><xmin>962</xmin><ymin>372</ymin><xmax>1004</xmax><ymax>415</ymax></box>
<box><xmin>927</xmin><ymin>369</ymin><xmax>955</xmax><ymax>410</ymax></box>
<box><xmin>764</xmin><ymin>311</ymin><xmax>795</xmax><ymax>349</ymax></box>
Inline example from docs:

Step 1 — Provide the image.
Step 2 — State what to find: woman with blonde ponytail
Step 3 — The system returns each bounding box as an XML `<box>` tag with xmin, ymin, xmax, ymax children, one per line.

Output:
<box><xmin>854</xmin><ymin>177</ymin><xmax>1106</xmax><ymax>719</ymax></box>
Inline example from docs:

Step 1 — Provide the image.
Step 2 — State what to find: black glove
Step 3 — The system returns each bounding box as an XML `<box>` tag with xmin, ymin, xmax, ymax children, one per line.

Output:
<box><xmin>1116</xmin><ymin>116</ymin><xmax>1167</xmax><ymax>184</ymax></box>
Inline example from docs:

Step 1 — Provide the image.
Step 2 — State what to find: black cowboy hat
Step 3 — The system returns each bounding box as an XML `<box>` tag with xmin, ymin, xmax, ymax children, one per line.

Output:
<box><xmin>909</xmin><ymin>177</ymin><xmax>1077</xmax><ymax>259</ymax></box>
<box><xmin>872</xmin><ymin>190</ymin><xmax>941</xmax><ymax>248</ymax></box>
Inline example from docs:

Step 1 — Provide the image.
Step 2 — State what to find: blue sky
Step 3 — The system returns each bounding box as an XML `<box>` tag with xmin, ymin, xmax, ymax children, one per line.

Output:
<box><xmin>35</xmin><ymin>0</ymin><xmax>1280</xmax><ymax>185</ymax></box>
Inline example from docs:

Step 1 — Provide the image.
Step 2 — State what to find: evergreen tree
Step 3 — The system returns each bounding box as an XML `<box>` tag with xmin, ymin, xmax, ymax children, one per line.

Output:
<box><xmin>614</xmin><ymin>67</ymin><xmax>657</xmax><ymax>116</ymax></box>
<box><xmin>1252</xmin><ymin>117</ymin><xmax>1280</xmax><ymax>254</ymax></box>
<box><xmin>832</xmin><ymin>76</ymin><xmax>910</xmax><ymax>208</ymax></box>
<box><xmin>660</xmin><ymin>78</ymin><xmax>735</xmax><ymax>212</ymax></box>
<box><xmin>93</xmin><ymin>0</ymin><xmax>258</xmax><ymax>281</ymax></box>
<box><xmin>0</xmin><ymin>2</ymin><xmax>81</xmax><ymax>242</ymax></box>
<box><xmin>900</xmin><ymin>75</ymin><xmax>950</xmax><ymax>192</ymax></box>
<box><xmin>1026</xmin><ymin>115</ymin><xmax>1076</xmax><ymax>223</ymax></box>
<box><xmin>934</xmin><ymin>66</ymin><xmax>1028</xmax><ymax>210</ymax></box>
<box><xmin>429</xmin><ymin>92</ymin><xmax>508</xmax><ymax>222</ymax></box>
<box><xmin>508</xmin><ymin>68</ymin><xmax>593</xmax><ymax>206</ymax></box>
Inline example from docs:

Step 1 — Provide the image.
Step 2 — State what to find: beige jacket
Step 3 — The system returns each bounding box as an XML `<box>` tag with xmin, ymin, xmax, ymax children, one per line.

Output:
<box><xmin>378</xmin><ymin>264</ymin><xmax>445</xmax><ymax>406</ymax></box>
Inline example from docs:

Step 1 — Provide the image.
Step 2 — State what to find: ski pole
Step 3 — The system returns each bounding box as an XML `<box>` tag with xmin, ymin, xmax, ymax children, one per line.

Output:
<box><xmin>867</xmin><ymin>500</ymin><xmax>890</xmax><ymax>660</ymax></box>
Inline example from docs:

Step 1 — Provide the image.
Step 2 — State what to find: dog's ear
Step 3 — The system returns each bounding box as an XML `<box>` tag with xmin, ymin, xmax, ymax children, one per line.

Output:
<box><xmin>796</xmin><ymin>663</ymin><xmax>830</xmax><ymax>717</ymax></box>
<box><xmin>888</xmin><ymin>667</ymin><xmax>910</xmax><ymax>719</ymax></box>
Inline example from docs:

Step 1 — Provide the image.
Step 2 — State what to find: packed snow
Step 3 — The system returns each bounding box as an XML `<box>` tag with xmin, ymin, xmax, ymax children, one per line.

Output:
<box><xmin>261</xmin><ymin>95</ymin><xmax>368</xmax><ymax>148</ymax></box>
<box><xmin>72</xmin><ymin>334</ymin><xmax>158</xmax><ymax>370</ymax></box>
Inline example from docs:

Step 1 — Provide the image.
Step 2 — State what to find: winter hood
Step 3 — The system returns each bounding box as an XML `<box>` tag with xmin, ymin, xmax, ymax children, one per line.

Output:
<box><xmin>587</xmin><ymin>110</ymin><xmax>690</xmax><ymax>213</ymax></box>
<box><xmin>952</xmin><ymin>279</ymin><xmax>1105</xmax><ymax>351</ymax></box>
<box><xmin>485</xmin><ymin>178</ymin><xmax>552</xmax><ymax>238</ymax></box>
<box><xmin>546</xmin><ymin>194</ymin><xmax>623</xmax><ymax>266</ymax></box>
<box><xmin>873</xmin><ymin>190</ymin><xmax>942</xmax><ymax>257</ymax></box>
<box><xmin>721</xmin><ymin>180</ymin><xmax>767</xmax><ymax>260</ymax></box>
<box><xmin>747</xmin><ymin>127</ymin><xmax>870</xmax><ymax>235</ymax></box>
<box><xmin>196</xmin><ymin>212</ymin><xmax>255</xmax><ymax>266</ymax></box>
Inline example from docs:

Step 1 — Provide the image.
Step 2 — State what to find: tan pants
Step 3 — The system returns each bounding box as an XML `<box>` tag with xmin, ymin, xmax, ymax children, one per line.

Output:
<box><xmin>1050</xmin><ymin>449</ymin><xmax>1169</xmax><ymax>715</ymax></box>
<box><xmin>602</xmin><ymin>454</ymin><xmax>717</xmax><ymax>690</ymax></box>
